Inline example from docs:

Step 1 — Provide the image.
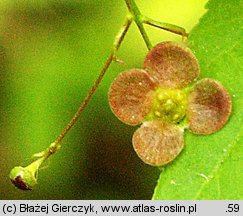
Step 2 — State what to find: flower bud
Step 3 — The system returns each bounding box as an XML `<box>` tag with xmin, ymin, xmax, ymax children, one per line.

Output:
<box><xmin>9</xmin><ymin>166</ymin><xmax>37</xmax><ymax>191</ymax></box>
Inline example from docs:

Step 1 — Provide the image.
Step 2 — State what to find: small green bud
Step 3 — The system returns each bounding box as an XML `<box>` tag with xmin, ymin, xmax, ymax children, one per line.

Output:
<box><xmin>9</xmin><ymin>166</ymin><xmax>37</xmax><ymax>191</ymax></box>
<box><xmin>9</xmin><ymin>144</ymin><xmax>58</xmax><ymax>191</ymax></box>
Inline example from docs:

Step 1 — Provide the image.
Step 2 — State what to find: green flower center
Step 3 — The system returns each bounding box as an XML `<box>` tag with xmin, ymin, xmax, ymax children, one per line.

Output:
<box><xmin>147</xmin><ymin>87</ymin><xmax>188</xmax><ymax>124</ymax></box>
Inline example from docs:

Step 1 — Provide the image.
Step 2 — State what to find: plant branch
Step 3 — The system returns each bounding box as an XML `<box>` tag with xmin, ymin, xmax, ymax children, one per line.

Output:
<box><xmin>53</xmin><ymin>18</ymin><xmax>132</xmax><ymax>147</ymax></box>
<box><xmin>143</xmin><ymin>16</ymin><xmax>188</xmax><ymax>37</ymax></box>
<box><xmin>54</xmin><ymin>53</ymin><xmax>114</xmax><ymax>145</ymax></box>
<box><xmin>113</xmin><ymin>15</ymin><xmax>133</xmax><ymax>59</ymax></box>
<box><xmin>124</xmin><ymin>0</ymin><xmax>152</xmax><ymax>50</ymax></box>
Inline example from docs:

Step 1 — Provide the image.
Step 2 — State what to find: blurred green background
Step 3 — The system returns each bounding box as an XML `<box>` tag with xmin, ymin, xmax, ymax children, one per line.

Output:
<box><xmin>0</xmin><ymin>0</ymin><xmax>207</xmax><ymax>199</ymax></box>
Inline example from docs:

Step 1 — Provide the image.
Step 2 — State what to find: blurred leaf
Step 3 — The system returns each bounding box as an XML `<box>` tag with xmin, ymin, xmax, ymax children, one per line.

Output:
<box><xmin>153</xmin><ymin>0</ymin><xmax>242</xmax><ymax>199</ymax></box>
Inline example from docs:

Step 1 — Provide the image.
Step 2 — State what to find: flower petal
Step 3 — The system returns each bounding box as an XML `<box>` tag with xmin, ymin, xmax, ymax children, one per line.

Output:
<box><xmin>132</xmin><ymin>120</ymin><xmax>184</xmax><ymax>166</ymax></box>
<box><xmin>187</xmin><ymin>78</ymin><xmax>231</xmax><ymax>134</ymax></box>
<box><xmin>109</xmin><ymin>69</ymin><xmax>156</xmax><ymax>125</ymax></box>
<box><xmin>144</xmin><ymin>42</ymin><xmax>200</xmax><ymax>88</ymax></box>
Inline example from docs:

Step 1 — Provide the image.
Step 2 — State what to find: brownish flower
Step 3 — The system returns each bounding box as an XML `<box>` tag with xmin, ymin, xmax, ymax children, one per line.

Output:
<box><xmin>109</xmin><ymin>42</ymin><xmax>231</xmax><ymax>166</ymax></box>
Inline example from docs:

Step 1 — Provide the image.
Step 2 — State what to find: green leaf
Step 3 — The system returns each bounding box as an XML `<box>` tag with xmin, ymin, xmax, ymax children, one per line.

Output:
<box><xmin>153</xmin><ymin>0</ymin><xmax>243</xmax><ymax>200</ymax></box>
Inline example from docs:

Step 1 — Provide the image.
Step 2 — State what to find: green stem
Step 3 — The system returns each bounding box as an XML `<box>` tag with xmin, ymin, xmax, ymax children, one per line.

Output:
<box><xmin>124</xmin><ymin>0</ymin><xmax>140</xmax><ymax>16</ymax></box>
<box><xmin>25</xmin><ymin>157</ymin><xmax>45</xmax><ymax>174</ymax></box>
<box><xmin>124</xmin><ymin>0</ymin><xmax>152</xmax><ymax>50</ymax></box>
<box><xmin>143</xmin><ymin>16</ymin><xmax>188</xmax><ymax>37</ymax></box>
<box><xmin>44</xmin><ymin>16</ymin><xmax>132</xmax><ymax>161</ymax></box>
<box><xmin>113</xmin><ymin>15</ymin><xmax>133</xmax><ymax>59</ymax></box>
<box><xmin>53</xmin><ymin>54</ymin><xmax>114</xmax><ymax>146</ymax></box>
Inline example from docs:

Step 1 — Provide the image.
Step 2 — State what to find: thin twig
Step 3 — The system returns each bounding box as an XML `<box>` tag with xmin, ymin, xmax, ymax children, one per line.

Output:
<box><xmin>124</xmin><ymin>0</ymin><xmax>152</xmax><ymax>50</ymax></box>
<box><xmin>54</xmin><ymin>54</ymin><xmax>114</xmax><ymax>145</ymax></box>
<box><xmin>54</xmin><ymin>17</ymin><xmax>132</xmax><ymax>145</ymax></box>
<box><xmin>143</xmin><ymin>16</ymin><xmax>188</xmax><ymax>37</ymax></box>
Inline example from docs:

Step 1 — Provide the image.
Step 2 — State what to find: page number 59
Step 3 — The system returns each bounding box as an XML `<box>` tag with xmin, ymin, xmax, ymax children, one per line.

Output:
<box><xmin>226</xmin><ymin>204</ymin><xmax>240</xmax><ymax>213</ymax></box>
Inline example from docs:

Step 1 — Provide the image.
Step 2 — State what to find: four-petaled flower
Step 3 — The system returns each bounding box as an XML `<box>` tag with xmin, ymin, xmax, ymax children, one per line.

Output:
<box><xmin>108</xmin><ymin>42</ymin><xmax>231</xmax><ymax>166</ymax></box>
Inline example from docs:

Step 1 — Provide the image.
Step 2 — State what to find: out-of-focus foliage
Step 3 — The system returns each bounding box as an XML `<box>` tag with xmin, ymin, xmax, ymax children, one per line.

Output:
<box><xmin>0</xmin><ymin>0</ymin><xmax>207</xmax><ymax>199</ymax></box>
